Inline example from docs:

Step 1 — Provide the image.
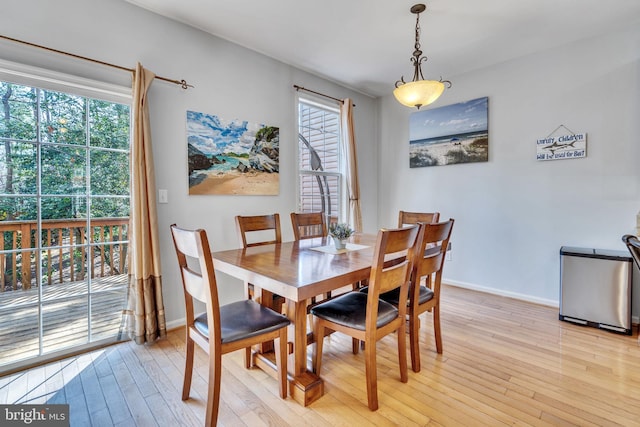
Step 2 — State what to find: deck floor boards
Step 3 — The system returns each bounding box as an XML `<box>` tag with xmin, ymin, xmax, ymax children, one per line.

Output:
<box><xmin>0</xmin><ymin>274</ymin><xmax>128</xmax><ymax>367</ymax></box>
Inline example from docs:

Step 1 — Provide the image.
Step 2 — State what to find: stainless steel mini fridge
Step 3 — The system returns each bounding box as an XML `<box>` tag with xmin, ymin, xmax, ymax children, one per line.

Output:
<box><xmin>559</xmin><ymin>246</ymin><xmax>633</xmax><ymax>335</ymax></box>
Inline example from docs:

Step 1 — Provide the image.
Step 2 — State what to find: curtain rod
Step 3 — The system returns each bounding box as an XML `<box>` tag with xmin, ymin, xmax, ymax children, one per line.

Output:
<box><xmin>0</xmin><ymin>34</ymin><xmax>194</xmax><ymax>89</ymax></box>
<box><xmin>293</xmin><ymin>85</ymin><xmax>355</xmax><ymax>107</ymax></box>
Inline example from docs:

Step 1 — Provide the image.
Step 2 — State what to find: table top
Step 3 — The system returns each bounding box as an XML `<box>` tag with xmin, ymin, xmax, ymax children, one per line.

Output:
<box><xmin>211</xmin><ymin>233</ymin><xmax>377</xmax><ymax>302</ymax></box>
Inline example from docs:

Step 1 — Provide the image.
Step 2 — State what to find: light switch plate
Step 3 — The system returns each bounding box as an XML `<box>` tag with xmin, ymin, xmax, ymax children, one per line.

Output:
<box><xmin>158</xmin><ymin>189</ymin><xmax>168</xmax><ymax>204</ymax></box>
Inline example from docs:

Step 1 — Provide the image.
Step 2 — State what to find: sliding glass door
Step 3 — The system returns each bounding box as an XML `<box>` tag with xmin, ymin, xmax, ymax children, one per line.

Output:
<box><xmin>0</xmin><ymin>75</ymin><xmax>130</xmax><ymax>371</ymax></box>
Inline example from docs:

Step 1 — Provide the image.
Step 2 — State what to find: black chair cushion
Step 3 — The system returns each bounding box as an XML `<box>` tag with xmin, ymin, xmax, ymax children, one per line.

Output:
<box><xmin>310</xmin><ymin>292</ymin><xmax>398</xmax><ymax>331</ymax></box>
<box><xmin>194</xmin><ymin>300</ymin><xmax>290</xmax><ymax>343</ymax></box>
<box><xmin>360</xmin><ymin>285</ymin><xmax>434</xmax><ymax>306</ymax></box>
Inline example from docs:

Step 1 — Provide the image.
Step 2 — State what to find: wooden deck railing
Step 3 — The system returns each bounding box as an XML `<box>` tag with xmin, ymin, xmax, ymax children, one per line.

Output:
<box><xmin>0</xmin><ymin>218</ymin><xmax>128</xmax><ymax>291</ymax></box>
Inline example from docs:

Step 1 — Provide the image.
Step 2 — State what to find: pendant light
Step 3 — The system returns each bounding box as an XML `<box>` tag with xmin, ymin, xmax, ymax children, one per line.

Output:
<box><xmin>393</xmin><ymin>4</ymin><xmax>451</xmax><ymax>109</ymax></box>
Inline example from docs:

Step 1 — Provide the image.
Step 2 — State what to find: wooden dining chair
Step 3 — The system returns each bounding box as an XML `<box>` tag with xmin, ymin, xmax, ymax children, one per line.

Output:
<box><xmin>292</xmin><ymin>211</ymin><xmax>362</xmax><ymax>301</ymax></box>
<box><xmin>290</xmin><ymin>212</ymin><xmax>327</xmax><ymax>240</ymax></box>
<box><xmin>311</xmin><ymin>225</ymin><xmax>419</xmax><ymax>411</ymax></box>
<box><xmin>170</xmin><ymin>224</ymin><xmax>290</xmax><ymax>426</ymax></box>
<box><xmin>395</xmin><ymin>210</ymin><xmax>441</xmax><ymax>350</ymax></box>
<box><xmin>290</xmin><ymin>211</ymin><xmax>331</xmax><ymax>303</ymax></box>
<box><xmin>398</xmin><ymin>210</ymin><xmax>440</xmax><ymax>227</ymax></box>
<box><xmin>375</xmin><ymin>219</ymin><xmax>454</xmax><ymax>372</ymax></box>
<box><xmin>235</xmin><ymin>214</ymin><xmax>284</xmax><ymax>311</ymax></box>
<box><xmin>236</xmin><ymin>213</ymin><xmax>282</xmax><ymax>248</ymax></box>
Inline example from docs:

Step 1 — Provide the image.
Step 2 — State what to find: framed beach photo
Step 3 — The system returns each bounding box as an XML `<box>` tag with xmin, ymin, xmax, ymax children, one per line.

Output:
<box><xmin>186</xmin><ymin>110</ymin><xmax>279</xmax><ymax>195</ymax></box>
<box><xmin>409</xmin><ymin>97</ymin><xmax>488</xmax><ymax>168</ymax></box>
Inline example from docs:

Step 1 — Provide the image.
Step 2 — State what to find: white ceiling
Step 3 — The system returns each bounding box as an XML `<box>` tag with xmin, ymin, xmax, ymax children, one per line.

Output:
<box><xmin>124</xmin><ymin>0</ymin><xmax>640</xmax><ymax>97</ymax></box>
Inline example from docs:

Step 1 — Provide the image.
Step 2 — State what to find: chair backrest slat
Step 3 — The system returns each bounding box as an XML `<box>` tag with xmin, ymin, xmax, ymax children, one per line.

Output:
<box><xmin>170</xmin><ymin>224</ymin><xmax>221</xmax><ymax>340</ymax></box>
<box><xmin>412</xmin><ymin>219</ymin><xmax>455</xmax><ymax>296</ymax></box>
<box><xmin>182</xmin><ymin>267</ymin><xmax>208</xmax><ymax>303</ymax></box>
<box><xmin>398</xmin><ymin>210</ymin><xmax>440</xmax><ymax>228</ymax></box>
<box><xmin>367</xmin><ymin>225</ymin><xmax>419</xmax><ymax>319</ymax></box>
<box><xmin>236</xmin><ymin>214</ymin><xmax>282</xmax><ymax>248</ymax></box>
<box><xmin>171</xmin><ymin>226</ymin><xmax>200</xmax><ymax>258</ymax></box>
<box><xmin>291</xmin><ymin>212</ymin><xmax>327</xmax><ymax>240</ymax></box>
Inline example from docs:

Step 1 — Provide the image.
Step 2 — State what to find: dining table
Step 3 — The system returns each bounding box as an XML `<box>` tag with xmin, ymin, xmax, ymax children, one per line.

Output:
<box><xmin>211</xmin><ymin>233</ymin><xmax>378</xmax><ymax>406</ymax></box>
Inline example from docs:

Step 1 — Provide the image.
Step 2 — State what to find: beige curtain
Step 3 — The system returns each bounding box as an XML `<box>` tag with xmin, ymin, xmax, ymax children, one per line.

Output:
<box><xmin>124</xmin><ymin>63</ymin><xmax>167</xmax><ymax>344</ymax></box>
<box><xmin>340</xmin><ymin>98</ymin><xmax>363</xmax><ymax>232</ymax></box>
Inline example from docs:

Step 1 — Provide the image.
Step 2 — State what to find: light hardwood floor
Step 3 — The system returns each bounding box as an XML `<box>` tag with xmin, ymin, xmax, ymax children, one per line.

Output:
<box><xmin>1</xmin><ymin>285</ymin><xmax>639</xmax><ymax>426</ymax></box>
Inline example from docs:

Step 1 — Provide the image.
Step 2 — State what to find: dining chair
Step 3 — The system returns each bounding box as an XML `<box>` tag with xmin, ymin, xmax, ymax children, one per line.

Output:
<box><xmin>396</xmin><ymin>211</ymin><xmax>444</xmax><ymax>365</ymax></box>
<box><xmin>290</xmin><ymin>212</ymin><xmax>367</xmax><ymax>296</ymax></box>
<box><xmin>170</xmin><ymin>224</ymin><xmax>290</xmax><ymax>426</ymax></box>
<box><xmin>290</xmin><ymin>212</ymin><xmax>333</xmax><ymax>304</ymax></box>
<box><xmin>311</xmin><ymin>225</ymin><xmax>419</xmax><ymax>411</ymax></box>
<box><xmin>290</xmin><ymin>211</ymin><xmax>357</xmax><ymax>305</ymax></box>
<box><xmin>398</xmin><ymin>210</ymin><xmax>440</xmax><ymax>227</ymax></box>
<box><xmin>235</xmin><ymin>214</ymin><xmax>284</xmax><ymax>311</ymax></box>
<box><xmin>372</xmin><ymin>219</ymin><xmax>454</xmax><ymax>372</ymax></box>
<box><xmin>290</xmin><ymin>211</ymin><xmax>327</xmax><ymax>240</ymax></box>
<box><xmin>236</xmin><ymin>213</ymin><xmax>282</xmax><ymax>248</ymax></box>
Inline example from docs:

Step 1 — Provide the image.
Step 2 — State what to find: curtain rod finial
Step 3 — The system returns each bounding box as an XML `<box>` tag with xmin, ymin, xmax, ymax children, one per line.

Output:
<box><xmin>180</xmin><ymin>80</ymin><xmax>195</xmax><ymax>90</ymax></box>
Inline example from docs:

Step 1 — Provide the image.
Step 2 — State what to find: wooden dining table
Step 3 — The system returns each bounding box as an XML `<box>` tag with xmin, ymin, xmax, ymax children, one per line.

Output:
<box><xmin>211</xmin><ymin>233</ymin><xmax>377</xmax><ymax>406</ymax></box>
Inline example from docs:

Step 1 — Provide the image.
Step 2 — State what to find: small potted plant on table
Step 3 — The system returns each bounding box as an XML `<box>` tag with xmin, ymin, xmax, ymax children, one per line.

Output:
<box><xmin>329</xmin><ymin>222</ymin><xmax>354</xmax><ymax>250</ymax></box>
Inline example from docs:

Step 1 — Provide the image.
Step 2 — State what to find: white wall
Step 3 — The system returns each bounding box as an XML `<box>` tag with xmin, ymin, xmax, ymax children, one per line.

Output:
<box><xmin>1</xmin><ymin>0</ymin><xmax>379</xmax><ymax>326</ymax></box>
<box><xmin>378</xmin><ymin>24</ymin><xmax>640</xmax><ymax>318</ymax></box>
<box><xmin>3</xmin><ymin>0</ymin><xmax>639</xmax><ymax>327</ymax></box>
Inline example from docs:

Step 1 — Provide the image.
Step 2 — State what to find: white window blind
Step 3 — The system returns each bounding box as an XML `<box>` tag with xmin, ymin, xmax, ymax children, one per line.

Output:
<box><xmin>297</xmin><ymin>99</ymin><xmax>341</xmax><ymax>222</ymax></box>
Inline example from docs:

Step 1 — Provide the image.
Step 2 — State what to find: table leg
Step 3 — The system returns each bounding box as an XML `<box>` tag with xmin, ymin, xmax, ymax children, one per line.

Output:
<box><xmin>286</xmin><ymin>299</ymin><xmax>324</xmax><ymax>406</ymax></box>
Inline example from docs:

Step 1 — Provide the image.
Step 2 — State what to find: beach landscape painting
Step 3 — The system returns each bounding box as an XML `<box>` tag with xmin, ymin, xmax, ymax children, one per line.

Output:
<box><xmin>410</xmin><ymin>97</ymin><xmax>488</xmax><ymax>168</ymax></box>
<box><xmin>187</xmin><ymin>110</ymin><xmax>279</xmax><ymax>195</ymax></box>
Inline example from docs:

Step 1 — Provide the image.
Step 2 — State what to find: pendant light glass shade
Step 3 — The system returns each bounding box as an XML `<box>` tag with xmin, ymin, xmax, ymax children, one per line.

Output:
<box><xmin>393</xmin><ymin>79</ymin><xmax>445</xmax><ymax>109</ymax></box>
<box><xmin>394</xmin><ymin>4</ymin><xmax>450</xmax><ymax>109</ymax></box>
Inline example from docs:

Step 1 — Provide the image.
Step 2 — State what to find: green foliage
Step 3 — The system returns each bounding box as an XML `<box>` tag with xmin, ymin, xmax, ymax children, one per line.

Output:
<box><xmin>89</xmin><ymin>100</ymin><xmax>130</xmax><ymax>150</ymax></box>
<box><xmin>410</xmin><ymin>152</ymin><xmax>437</xmax><ymax>167</ymax></box>
<box><xmin>255</xmin><ymin>126</ymin><xmax>278</xmax><ymax>142</ymax></box>
<box><xmin>445</xmin><ymin>138</ymin><xmax>488</xmax><ymax>164</ymax></box>
<box><xmin>0</xmin><ymin>82</ymin><xmax>130</xmax><ymax>222</ymax></box>
<box><xmin>470</xmin><ymin>137</ymin><xmax>488</xmax><ymax>147</ymax></box>
<box><xmin>224</xmin><ymin>152</ymin><xmax>250</xmax><ymax>158</ymax></box>
<box><xmin>329</xmin><ymin>222</ymin><xmax>354</xmax><ymax>239</ymax></box>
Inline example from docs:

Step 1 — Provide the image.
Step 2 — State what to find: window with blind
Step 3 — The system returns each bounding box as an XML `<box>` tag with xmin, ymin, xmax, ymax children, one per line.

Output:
<box><xmin>297</xmin><ymin>98</ymin><xmax>342</xmax><ymax>223</ymax></box>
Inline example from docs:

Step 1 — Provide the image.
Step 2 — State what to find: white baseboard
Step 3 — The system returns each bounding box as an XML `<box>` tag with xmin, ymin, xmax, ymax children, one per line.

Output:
<box><xmin>444</xmin><ymin>278</ymin><xmax>639</xmax><ymax>325</ymax></box>
<box><xmin>444</xmin><ymin>278</ymin><xmax>559</xmax><ymax>307</ymax></box>
<box><xmin>166</xmin><ymin>318</ymin><xmax>185</xmax><ymax>331</ymax></box>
